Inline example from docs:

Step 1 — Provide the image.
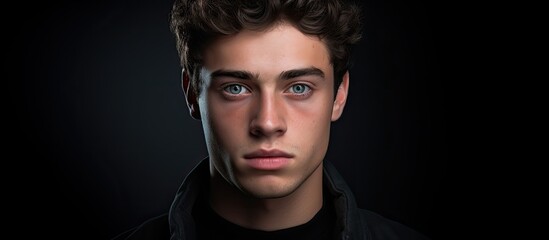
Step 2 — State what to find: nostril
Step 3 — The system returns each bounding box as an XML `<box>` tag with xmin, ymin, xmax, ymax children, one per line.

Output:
<box><xmin>249</xmin><ymin>120</ymin><xmax>287</xmax><ymax>138</ymax></box>
<box><xmin>249</xmin><ymin>126</ymin><xmax>261</xmax><ymax>137</ymax></box>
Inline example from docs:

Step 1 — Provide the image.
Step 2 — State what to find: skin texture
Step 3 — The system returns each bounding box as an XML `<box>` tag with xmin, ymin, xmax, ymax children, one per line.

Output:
<box><xmin>183</xmin><ymin>22</ymin><xmax>349</xmax><ymax>231</ymax></box>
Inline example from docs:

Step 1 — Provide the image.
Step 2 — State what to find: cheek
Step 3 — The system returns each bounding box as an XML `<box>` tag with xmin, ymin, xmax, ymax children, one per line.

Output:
<box><xmin>203</xmin><ymin>95</ymin><xmax>249</xmax><ymax>145</ymax></box>
<box><xmin>296</xmin><ymin>88</ymin><xmax>333</xmax><ymax>117</ymax></box>
<box><xmin>287</xmin><ymin>96</ymin><xmax>333</xmax><ymax>139</ymax></box>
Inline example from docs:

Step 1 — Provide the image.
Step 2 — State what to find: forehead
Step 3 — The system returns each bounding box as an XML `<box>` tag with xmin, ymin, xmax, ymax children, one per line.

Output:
<box><xmin>202</xmin><ymin>23</ymin><xmax>332</xmax><ymax>75</ymax></box>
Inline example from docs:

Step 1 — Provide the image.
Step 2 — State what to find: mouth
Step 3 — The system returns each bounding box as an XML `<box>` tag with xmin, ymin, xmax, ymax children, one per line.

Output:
<box><xmin>243</xmin><ymin>149</ymin><xmax>294</xmax><ymax>170</ymax></box>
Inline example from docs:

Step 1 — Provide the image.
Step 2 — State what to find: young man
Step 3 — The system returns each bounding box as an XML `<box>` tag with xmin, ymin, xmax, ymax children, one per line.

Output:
<box><xmin>114</xmin><ymin>0</ymin><xmax>429</xmax><ymax>239</ymax></box>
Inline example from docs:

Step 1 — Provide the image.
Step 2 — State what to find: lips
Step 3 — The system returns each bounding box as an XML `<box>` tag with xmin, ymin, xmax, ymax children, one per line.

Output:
<box><xmin>244</xmin><ymin>149</ymin><xmax>294</xmax><ymax>159</ymax></box>
<box><xmin>243</xmin><ymin>149</ymin><xmax>294</xmax><ymax>170</ymax></box>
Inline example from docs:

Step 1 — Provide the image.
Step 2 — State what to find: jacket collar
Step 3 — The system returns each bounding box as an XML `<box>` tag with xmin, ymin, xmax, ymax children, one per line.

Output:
<box><xmin>168</xmin><ymin>158</ymin><xmax>369</xmax><ymax>240</ymax></box>
<box><xmin>323</xmin><ymin>160</ymin><xmax>370</xmax><ymax>240</ymax></box>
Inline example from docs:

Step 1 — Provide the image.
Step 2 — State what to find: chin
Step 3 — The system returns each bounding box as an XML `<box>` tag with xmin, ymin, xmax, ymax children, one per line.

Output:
<box><xmin>239</xmin><ymin>177</ymin><xmax>300</xmax><ymax>199</ymax></box>
<box><xmin>245</xmin><ymin>189</ymin><xmax>296</xmax><ymax>199</ymax></box>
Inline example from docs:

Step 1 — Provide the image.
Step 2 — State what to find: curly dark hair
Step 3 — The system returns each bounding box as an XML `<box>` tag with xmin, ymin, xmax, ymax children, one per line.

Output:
<box><xmin>170</xmin><ymin>0</ymin><xmax>362</xmax><ymax>95</ymax></box>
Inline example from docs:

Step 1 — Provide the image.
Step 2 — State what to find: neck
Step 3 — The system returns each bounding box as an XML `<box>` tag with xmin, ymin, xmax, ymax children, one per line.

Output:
<box><xmin>209</xmin><ymin>164</ymin><xmax>324</xmax><ymax>231</ymax></box>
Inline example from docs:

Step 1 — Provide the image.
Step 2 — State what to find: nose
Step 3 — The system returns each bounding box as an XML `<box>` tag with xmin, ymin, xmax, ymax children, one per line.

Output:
<box><xmin>249</xmin><ymin>92</ymin><xmax>287</xmax><ymax>138</ymax></box>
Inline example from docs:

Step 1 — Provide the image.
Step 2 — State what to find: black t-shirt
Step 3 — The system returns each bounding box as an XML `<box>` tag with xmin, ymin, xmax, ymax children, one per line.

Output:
<box><xmin>193</xmin><ymin>194</ymin><xmax>336</xmax><ymax>240</ymax></box>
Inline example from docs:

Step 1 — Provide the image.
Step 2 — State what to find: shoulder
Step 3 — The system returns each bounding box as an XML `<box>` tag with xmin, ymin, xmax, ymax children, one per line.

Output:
<box><xmin>111</xmin><ymin>213</ymin><xmax>170</xmax><ymax>240</ymax></box>
<box><xmin>359</xmin><ymin>209</ymin><xmax>431</xmax><ymax>240</ymax></box>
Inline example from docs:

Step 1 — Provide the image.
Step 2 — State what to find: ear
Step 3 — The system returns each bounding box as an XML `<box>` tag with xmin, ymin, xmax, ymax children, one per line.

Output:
<box><xmin>181</xmin><ymin>69</ymin><xmax>201</xmax><ymax>120</ymax></box>
<box><xmin>331</xmin><ymin>71</ymin><xmax>349</xmax><ymax>121</ymax></box>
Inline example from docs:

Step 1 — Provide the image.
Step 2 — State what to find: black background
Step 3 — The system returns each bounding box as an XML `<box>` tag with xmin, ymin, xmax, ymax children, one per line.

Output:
<box><xmin>10</xmin><ymin>0</ymin><xmax>477</xmax><ymax>239</ymax></box>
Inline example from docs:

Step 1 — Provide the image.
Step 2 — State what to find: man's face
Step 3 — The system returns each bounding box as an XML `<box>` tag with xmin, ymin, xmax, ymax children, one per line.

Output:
<box><xmin>192</xmin><ymin>22</ymin><xmax>348</xmax><ymax>198</ymax></box>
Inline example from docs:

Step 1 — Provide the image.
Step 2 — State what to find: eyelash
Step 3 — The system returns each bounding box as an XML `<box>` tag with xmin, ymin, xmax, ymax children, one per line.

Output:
<box><xmin>220</xmin><ymin>83</ymin><xmax>313</xmax><ymax>98</ymax></box>
<box><xmin>285</xmin><ymin>83</ymin><xmax>312</xmax><ymax>97</ymax></box>
<box><xmin>222</xmin><ymin>84</ymin><xmax>251</xmax><ymax>95</ymax></box>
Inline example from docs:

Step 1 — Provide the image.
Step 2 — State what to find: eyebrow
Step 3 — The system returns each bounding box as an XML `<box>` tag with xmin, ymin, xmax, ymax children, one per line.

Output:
<box><xmin>210</xmin><ymin>67</ymin><xmax>325</xmax><ymax>81</ymax></box>
<box><xmin>211</xmin><ymin>70</ymin><xmax>258</xmax><ymax>80</ymax></box>
<box><xmin>279</xmin><ymin>67</ymin><xmax>325</xmax><ymax>80</ymax></box>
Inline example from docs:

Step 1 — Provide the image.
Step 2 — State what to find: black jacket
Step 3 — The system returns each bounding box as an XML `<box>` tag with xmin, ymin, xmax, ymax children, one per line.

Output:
<box><xmin>114</xmin><ymin>159</ymin><xmax>430</xmax><ymax>240</ymax></box>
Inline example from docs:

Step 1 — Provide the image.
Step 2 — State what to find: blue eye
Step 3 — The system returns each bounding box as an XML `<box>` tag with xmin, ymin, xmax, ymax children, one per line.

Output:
<box><xmin>289</xmin><ymin>84</ymin><xmax>310</xmax><ymax>94</ymax></box>
<box><xmin>224</xmin><ymin>84</ymin><xmax>248</xmax><ymax>95</ymax></box>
